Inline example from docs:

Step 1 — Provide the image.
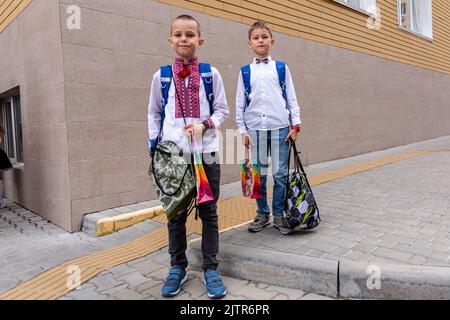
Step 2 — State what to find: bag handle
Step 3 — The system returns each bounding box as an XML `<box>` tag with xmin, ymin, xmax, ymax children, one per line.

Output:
<box><xmin>284</xmin><ymin>138</ymin><xmax>306</xmax><ymax>201</ymax></box>
<box><xmin>245</xmin><ymin>145</ymin><xmax>253</xmax><ymax>161</ymax></box>
<box><xmin>286</xmin><ymin>139</ymin><xmax>298</xmax><ymax>173</ymax></box>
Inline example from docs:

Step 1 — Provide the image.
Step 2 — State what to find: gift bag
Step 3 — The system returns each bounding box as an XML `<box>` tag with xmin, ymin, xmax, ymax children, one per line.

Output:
<box><xmin>191</xmin><ymin>135</ymin><xmax>214</xmax><ymax>204</ymax></box>
<box><xmin>240</xmin><ymin>148</ymin><xmax>262</xmax><ymax>199</ymax></box>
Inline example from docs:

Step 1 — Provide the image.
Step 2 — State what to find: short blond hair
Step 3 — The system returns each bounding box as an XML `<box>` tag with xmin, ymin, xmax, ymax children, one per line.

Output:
<box><xmin>248</xmin><ymin>20</ymin><xmax>272</xmax><ymax>40</ymax></box>
<box><xmin>171</xmin><ymin>14</ymin><xmax>201</xmax><ymax>37</ymax></box>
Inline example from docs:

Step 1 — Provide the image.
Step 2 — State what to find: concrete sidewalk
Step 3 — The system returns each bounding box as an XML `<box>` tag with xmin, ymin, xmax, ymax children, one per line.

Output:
<box><xmin>188</xmin><ymin>136</ymin><xmax>450</xmax><ymax>299</ymax></box>
<box><xmin>1</xmin><ymin>135</ymin><xmax>450</xmax><ymax>299</ymax></box>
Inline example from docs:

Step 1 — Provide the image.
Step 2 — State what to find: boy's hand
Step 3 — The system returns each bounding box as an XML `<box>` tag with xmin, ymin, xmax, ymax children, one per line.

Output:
<box><xmin>285</xmin><ymin>129</ymin><xmax>299</xmax><ymax>142</ymax></box>
<box><xmin>183</xmin><ymin>123</ymin><xmax>205</xmax><ymax>138</ymax></box>
<box><xmin>242</xmin><ymin>134</ymin><xmax>252</xmax><ymax>148</ymax></box>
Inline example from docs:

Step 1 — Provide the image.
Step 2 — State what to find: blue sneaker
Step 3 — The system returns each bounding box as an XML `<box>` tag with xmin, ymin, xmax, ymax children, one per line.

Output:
<box><xmin>160</xmin><ymin>267</ymin><xmax>187</xmax><ymax>297</ymax></box>
<box><xmin>204</xmin><ymin>269</ymin><xmax>227</xmax><ymax>299</ymax></box>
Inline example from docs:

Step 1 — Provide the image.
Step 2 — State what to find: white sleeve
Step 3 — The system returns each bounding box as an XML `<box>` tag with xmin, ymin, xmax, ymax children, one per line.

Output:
<box><xmin>235</xmin><ymin>70</ymin><xmax>248</xmax><ymax>134</ymax></box>
<box><xmin>148</xmin><ymin>70</ymin><xmax>162</xmax><ymax>140</ymax></box>
<box><xmin>285</xmin><ymin>65</ymin><xmax>301</xmax><ymax>126</ymax></box>
<box><xmin>209</xmin><ymin>67</ymin><xmax>230</xmax><ymax>129</ymax></box>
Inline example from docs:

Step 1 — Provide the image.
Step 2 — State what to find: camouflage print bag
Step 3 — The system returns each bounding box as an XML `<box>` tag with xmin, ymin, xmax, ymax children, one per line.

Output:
<box><xmin>148</xmin><ymin>140</ymin><xmax>196</xmax><ymax>221</ymax></box>
<box><xmin>284</xmin><ymin>141</ymin><xmax>321</xmax><ymax>230</ymax></box>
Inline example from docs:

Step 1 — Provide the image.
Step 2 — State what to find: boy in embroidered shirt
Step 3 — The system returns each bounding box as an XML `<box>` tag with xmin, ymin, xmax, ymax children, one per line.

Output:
<box><xmin>236</xmin><ymin>21</ymin><xmax>301</xmax><ymax>235</ymax></box>
<box><xmin>147</xmin><ymin>15</ymin><xmax>229</xmax><ymax>299</ymax></box>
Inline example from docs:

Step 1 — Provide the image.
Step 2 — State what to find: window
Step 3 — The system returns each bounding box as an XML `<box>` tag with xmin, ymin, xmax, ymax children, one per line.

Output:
<box><xmin>333</xmin><ymin>0</ymin><xmax>378</xmax><ymax>17</ymax></box>
<box><xmin>398</xmin><ymin>0</ymin><xmax>433</xmax><ymax>39</ymax></box>
<box><xmin>0</xmin><ymin>89</ymin><xmax>23</xmax><ymax>164</ymax></box>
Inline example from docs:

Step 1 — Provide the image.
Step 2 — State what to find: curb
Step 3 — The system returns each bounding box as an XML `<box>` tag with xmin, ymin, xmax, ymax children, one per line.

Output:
<box><xmin>188</xmin><ymin>242</ymin><xmax>450</xmax><ymax>300</ymax></box>
<box><xmin>340</xmin><ymin>260</ymin><xmax>450</xmax><ymax>300</ymax></box>
<box><xmin>95</xmin><ymin>206</ymin><xmax>165</xmax><ymax>236</ymax></box>
<box><xmin>188</xmin><ymin>242</ymin><xmax>339</xmax><ymax>298</ymax></box>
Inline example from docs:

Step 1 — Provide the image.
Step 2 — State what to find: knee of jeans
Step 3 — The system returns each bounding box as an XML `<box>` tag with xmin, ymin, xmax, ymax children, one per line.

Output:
<box><xmin>199</xmin><ymin>213</ymin><xmax>218</xmax><ymax>224</ymax></box>
<box><xmin>168</xmin><ymin>212</ymin><xmax>188</xmax><ymax>225</ymax></box>
<box><xmin>198</xmin><ymin>204</ymin><xmax>218</xmax><ymax>219</ymax></box>
<box><xmin>273</xmin><ymin>171</ymin><xmax>288</xmax><ymax>182</ymax></box>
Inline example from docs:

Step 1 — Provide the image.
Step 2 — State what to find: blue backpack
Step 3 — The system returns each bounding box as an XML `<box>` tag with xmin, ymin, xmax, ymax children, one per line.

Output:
<box><xmin>240</xmin><ymin>61</ymin><xmax>287</xmax><ymax>111</ymax></box>
<box><xmin>148</xmin><ymin>63</ymin><xmax>214</xmax><ymax>153</ymax></box>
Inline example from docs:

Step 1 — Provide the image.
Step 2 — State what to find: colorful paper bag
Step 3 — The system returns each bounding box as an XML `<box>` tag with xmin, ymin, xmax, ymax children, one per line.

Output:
<box><xmin>191</xmin><ymin>135</ymin><xmax>214</xmax><ymax>204</ymax></box>
<box><xmin>240</xmin><ymin>148</ymin><xmax>262</xmax><ymax>199</ymax></box>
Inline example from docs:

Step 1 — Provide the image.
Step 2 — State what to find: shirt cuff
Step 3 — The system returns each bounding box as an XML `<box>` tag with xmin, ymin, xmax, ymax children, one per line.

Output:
<box><xmin>238</xmin><ymin>126</ymin><xmax>248</xmax><ymax>134</ymax></box>
<box><xmin>206</xmin><ymin>117</ymin><xmax>216</xmax><ymax>129</ymax></box>
<box><xmin>210</xmin><ymin>116</ymin><xmax>221</xmax><ymax>130</ymax></box>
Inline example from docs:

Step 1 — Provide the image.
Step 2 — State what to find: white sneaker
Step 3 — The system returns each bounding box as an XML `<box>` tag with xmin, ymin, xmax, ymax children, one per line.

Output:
<box><xmin>0</xmin><ymin>200</ymin><xmax>7</xmax><ymax>208</ymax></box>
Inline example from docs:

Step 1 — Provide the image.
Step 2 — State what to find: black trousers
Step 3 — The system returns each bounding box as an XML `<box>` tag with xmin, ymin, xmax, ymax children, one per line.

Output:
<box><xmin>167</xmin><ymin>152</ymin><xmax>220</xmax><ymax>271</ymax></box>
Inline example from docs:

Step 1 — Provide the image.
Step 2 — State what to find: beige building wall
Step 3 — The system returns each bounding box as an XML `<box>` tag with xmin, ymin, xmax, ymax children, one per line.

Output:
<box><xmin>0</xmin><ymin>0</ymin><xmax>71</xmax><ymax>230</ymax></box>
<box><xmin>61</xmin><ymin>0</ymin><xmax>450</xmax><ymax>231</ymax></box>
<box><xmin>1</xmin><ymin>0</ymin><xmax>450</xmax><ymax>231</ymax></box>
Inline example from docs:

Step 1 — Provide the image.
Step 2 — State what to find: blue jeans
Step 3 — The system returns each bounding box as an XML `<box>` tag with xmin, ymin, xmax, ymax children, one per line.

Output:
<box><xmin>248</xmin><ymin>127</ymin><xmax>290</xmax><ymax>217</ymax></box>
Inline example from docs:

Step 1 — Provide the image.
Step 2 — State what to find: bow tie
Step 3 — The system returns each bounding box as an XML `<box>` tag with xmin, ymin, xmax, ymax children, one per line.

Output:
<box><xmin>255</xmin><ymin>58</ymin><xmax>269</xmax><ymax>64</ymax></box>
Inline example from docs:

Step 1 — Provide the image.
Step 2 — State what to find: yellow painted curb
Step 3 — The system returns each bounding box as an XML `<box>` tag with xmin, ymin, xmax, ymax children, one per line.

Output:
<box><xmin>96</xmin><ymin>206</ymin><xmax>165</xmax><ymax>236</ymax></box>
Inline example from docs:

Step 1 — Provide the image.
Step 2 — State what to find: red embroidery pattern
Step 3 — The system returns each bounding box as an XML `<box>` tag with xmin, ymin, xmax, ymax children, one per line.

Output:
<box><xmin>173</xmin><ymin>57</ymin><xmax>200</xmax><ymax>119</ymax></box>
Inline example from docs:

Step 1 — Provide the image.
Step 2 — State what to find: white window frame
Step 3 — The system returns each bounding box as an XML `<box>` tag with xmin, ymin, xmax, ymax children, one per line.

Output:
<box><xmin>397</xmin><ymin>0</ymin><xmax>433</xmax><ymax>41</ymax></box>
<box><xmin>333</xmin><ymin>0</ymin><xmax>378</xmax><ymax>17</ymax></box>
<box><xmin>1</xmin><ymin>94</ymin><xmax>23</xmax><ymax>164</ymax></box>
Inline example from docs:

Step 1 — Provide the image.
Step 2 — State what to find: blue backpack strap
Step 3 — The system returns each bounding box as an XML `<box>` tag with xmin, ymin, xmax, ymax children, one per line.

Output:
<box><xmin>149</xmin><ymin>65</ymin><xmax>171</xmax><ymax>154</ymax></box>
<box><xmin>276</xmin><ymin>61</ymin><xmax>287</xmax><ymax>105</ymax></box>
<box><xmin>199</xmin><ymin>63</ymin><xmax>214</xmax><ymax>115</ymax></box>
<box><xmin>240</xmin><ymin>64</ymin><xmax>251</xmax><ymax>111</ymax></box>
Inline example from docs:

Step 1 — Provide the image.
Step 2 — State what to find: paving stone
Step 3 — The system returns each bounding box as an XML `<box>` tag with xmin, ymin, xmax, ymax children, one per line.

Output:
<box><xmin>116</xmin><ymin>272</ymin><xmax>150</xmax><ymax>287</ymax></box>
<box><xmin>301</xmin><ymin>239</ymin><xmax>339</xmax><ymax>253</ymax></box>
<box><xmin>179</xmin><ymin>274</ymin><xmax>206</xmax><ymax>299</ymax></box>
<box><xmin>299</xmin><ymin>293</ymin><xmax>334</xmax><ymax>300</ymax></box>
<box><xmin>113</xmin><ymin>288</ymin><xmax>150</xmax><ymax>300</ymax></box>
<box><xmin>407</xmin><ymin>255</ymin><xmax>428</xmax><ymax>265</ymax></box>
<box><xmin>89</xmin><ymin>273</ymin><xmax>123</xmax><ymax>292</ymax></box>
<box><xmin>232</xmin><ymin>282</ymin><xmax>279</xmax><ymax>300</ymax></box>
<box><xmin>372</xmin><ymin>247</ymin><xmax>413</xmax><ymax>263</ymax></box>
<box><xmin>266</xmin><ymin>285</ymin><xmax>306</xmax><ymax>300</ymax></box>
<box><xmin>66</xmin><ymin>286</ymin><xmax>110</xmax><ymax>300</ymax></box>
<box><xmin>0</xmin><ymin>280</ymin><xmax>20</xmax><ymax>293</ymax></box>
<box><xmin>136</xmin><ymin>278</ymin><xmax>161</xmax><ymax>293</ymax></box>
<box><xmin>343</xmin><ymin>250</ymin><xmax>375</xmax><ymax>263</ymax></box>
<box><xmin>98</xmin><ymin>283</ymin><xmax>129</xmax><ymax>295</ymax></box>
<box><xmin>108</xmin><ymin>264</ymin><xmax>138</xmax><ymax>277</ymax></box>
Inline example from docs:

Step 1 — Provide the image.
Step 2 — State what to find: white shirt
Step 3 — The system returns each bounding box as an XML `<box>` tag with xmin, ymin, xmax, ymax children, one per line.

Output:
<box><xmin>235</xmin><ymin>56</ymin><xmax>301</xmax><ymax>134</ymax></box>
<box><xmin>148</xmin><ymin>66</ymin><xmax>229</xmax><ymax>154</ymax></box>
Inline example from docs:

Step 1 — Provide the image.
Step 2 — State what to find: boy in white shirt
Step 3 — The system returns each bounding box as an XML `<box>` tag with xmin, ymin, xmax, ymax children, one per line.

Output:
<box><xmin>236</xmin><ymin>21</ymin><xmax>301</xmax><ymax>235</ymax></box>
<box><xmin>147</xmin><ymin>15</ymin><xmax>229</xmax><ymax>298</ymax></box>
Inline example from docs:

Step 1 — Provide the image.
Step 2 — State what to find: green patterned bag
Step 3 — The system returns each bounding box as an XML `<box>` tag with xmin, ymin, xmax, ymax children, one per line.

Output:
<box><xmin>148</xmin><ymin>141</ymin><xmax>196</xmax><ymax>221</ymax></box>
<box><xmin>284</xmin><ymin>141</ymin><xmax>320</xmax><ymax>230</ymax></box>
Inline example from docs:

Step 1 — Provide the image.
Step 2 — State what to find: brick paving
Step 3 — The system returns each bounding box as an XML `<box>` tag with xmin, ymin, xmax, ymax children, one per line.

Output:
<box><xmin>1</xmin><ymin>136</ymin><xmax>450</xmax><ymax>299</ymax></box>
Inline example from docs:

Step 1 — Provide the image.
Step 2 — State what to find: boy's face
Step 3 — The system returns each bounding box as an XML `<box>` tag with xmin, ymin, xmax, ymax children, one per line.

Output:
<box><xmin>248</xmin><ymin>28</ymin><xmax>274</xmax><ymax>58</ymax></box>
<box><xmin>168</xmin><ymin>19</ymin><xmax>204</xmax><ymax>60</ymax></box>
